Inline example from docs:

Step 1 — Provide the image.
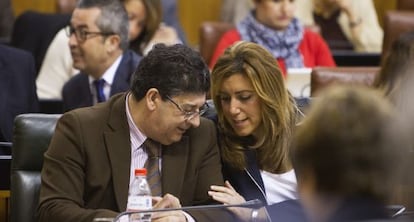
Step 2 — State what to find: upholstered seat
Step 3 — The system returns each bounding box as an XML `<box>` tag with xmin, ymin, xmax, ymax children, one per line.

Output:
<box><xmin>10</xmin><ymin>114</ymin><xmax>61</xmax><ymax>222</ymax></box>
<box><xmin>199</xmin><ymin>21</ymin><xmax>234</xmax><ymax>65</ymax></box>
<box><xmin>310</xmin><ymin>67</ymin><xmax>379</xmax><ymax>96</ymax></box>
<box><xmin>397</xmin><ymin>0</ymin><xmax>414</xmax><ymax>10</ymax></box>
<box><xmin>382</xmin><ymin>11</ymin><xmax>414</xmax><ymax>59</ymax></box>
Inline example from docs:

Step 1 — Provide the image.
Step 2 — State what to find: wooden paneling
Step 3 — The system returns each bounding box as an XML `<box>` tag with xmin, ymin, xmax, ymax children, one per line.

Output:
<box><xmin>178</xmin><ymin>0</ymin><xmax>222</xmax><ymax>47</ymax></box>
<box><xmin>12</xmin><ymin>0</ymin><xmax>56</xmax><ymax>16</ymax></box>
<box><xmin>373</xmin><ymin>0</ymin><xmax>397</xmax><ymax>27</ymax></box>
<box><xmin>0</xmin><ymin>191</ymin><xmax>10</xmax><ymax>222</ymax></box>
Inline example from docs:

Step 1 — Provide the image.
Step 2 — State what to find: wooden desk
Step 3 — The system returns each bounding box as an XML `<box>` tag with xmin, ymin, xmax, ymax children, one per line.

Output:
<box><xmin>0</xmin><ymin>190</ymin><xmax>10</xmax><ymax>222</ymax></box>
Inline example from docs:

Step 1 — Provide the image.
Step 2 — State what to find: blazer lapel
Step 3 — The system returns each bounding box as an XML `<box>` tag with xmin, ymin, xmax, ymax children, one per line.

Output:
<box><xmin>103</xmin><ymin>94</ymin><xmax>131</xmax><ymax>211</ymax></box>
<box><xmin>79</xmin><ymin>73</ymin><xmax>93</xmax><ymax>106</ymax></box>
<box><xmin>161</xmin><ymin>135</ymin><xmax>189</xmax><ymax>196</ymax></box>
<box><xmin>110</xmin><ymin>50</ymin><xmax>140</xmax><ymax>96</ymax></box>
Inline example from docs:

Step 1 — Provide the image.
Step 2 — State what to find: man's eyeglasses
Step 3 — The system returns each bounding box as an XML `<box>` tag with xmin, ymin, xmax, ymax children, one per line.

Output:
<box><xmin>165</xmin><ymin>95</ymin><xmax>209</xmax><ymax>120</ymax></box>
<box><xmin>65</xmin><ymin>26</ymin><xmax>115</xmax><ymax>42</ymax></box>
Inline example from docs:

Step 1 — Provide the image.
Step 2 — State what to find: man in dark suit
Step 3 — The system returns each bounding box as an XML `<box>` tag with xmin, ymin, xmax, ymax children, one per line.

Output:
<box><xmin>0</xmin><ymin>45</ymin><xmax>39</xmax><ymax>142</ymax></box>
<box><xmin>39</xmin><ymin>43</ymin><xmax>231</xmax><ymax>221</ymax></box>
<box><xmin>62</xmin><ymin>0</ymin><xmax>140</xmax><ymax>112</ymax></box>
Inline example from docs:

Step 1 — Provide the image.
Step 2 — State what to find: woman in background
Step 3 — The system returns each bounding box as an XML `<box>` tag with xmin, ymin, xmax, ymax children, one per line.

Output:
<box><xmin>121</xmin><ymin>0</ymin><xmax>180</xmax><ymax>55</ymax></box>
<box><xmin>210</xmin><ymin>0</ymin><xmax>335</xmax><ymax>75</ymax></box>
<box><xmin>36</xmin><ymin>0</ymin><xmax>181</xmax><ymax>99</ymax></box>
<box><xmin>296</xmin><ymin>0</ymin><xmax>383</xmax><ymax>52</ymax></box>
<box><xmin>209</xmin><ymin>41</ymin><xmax>304</xmax><ymax>221</ymax></box>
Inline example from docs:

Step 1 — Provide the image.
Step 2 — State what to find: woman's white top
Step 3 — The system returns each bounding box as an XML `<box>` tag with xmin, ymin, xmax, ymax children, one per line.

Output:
<box><xmin>261</xmin><ymin>169</ymin><xmax>298</xmax><ymax>204</ymax></box>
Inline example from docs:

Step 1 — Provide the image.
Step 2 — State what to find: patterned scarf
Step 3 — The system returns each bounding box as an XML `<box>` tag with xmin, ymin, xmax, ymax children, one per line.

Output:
<box><xmin>237</xmin><ymin>12</ymin><xmax>304</xmax><ymax>68</ymax></box>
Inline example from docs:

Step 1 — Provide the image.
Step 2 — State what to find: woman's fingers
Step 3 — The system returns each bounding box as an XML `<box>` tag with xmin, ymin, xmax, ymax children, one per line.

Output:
<box><xmin>210</xmin><ymin>184</ymin><xmax>238</xmax><ymax>196</ymax></box>
<box><xmin>208</xmin><ymin>189</ymin><xmax>246</xmax><ymax>205</ymax></box>
<box><xmin>208</xmin><ymin>190</ymin><xmax>232</xmax><ymax>204</ymax></box>
<box><xmin>224</xmin><ymin>180</ymin><xmax>236</xmax><ymax>191</ymax></box>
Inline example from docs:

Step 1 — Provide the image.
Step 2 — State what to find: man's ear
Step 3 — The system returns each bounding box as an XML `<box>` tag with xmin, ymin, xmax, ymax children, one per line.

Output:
<box><xmin>145</xmin><ymin>88</ymin><xmax>160</xmax><ymax>111</ymax></box>
<box><xmin>105</xmin><ymin>34</ymin><xmax>121</xmax><ymax>53</ymax></box>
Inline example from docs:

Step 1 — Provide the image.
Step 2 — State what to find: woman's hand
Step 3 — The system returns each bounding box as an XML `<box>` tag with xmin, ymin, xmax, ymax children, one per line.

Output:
<box><xmin>209</xmin><ymin>181</ymin><xmax>252</xmax><ymax>221</ymax></box>
<box><xmin>329</xmin><ymin>0</ymin><xmax>352</xmax><ymax>16</ymax></box>
<box><xmin>143</xmin><ymin>24</ymin><xmax>181</xmax><ymax>55</ymax></box>
<box><xmin>150</xmin><ymin>24</ymin><xmax>180</xmax><ymax>46</ymax></box>
<box><xmin>208</xmin><ymin>181</ymin><xmax>246</xmax><ymax>205</ymax></box>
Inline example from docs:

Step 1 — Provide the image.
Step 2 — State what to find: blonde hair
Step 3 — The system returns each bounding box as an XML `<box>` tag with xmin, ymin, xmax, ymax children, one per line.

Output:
<box><xmin>211</xmin><ymin>41</ymin><xmax>297</xmax><ymax>173</ymax></box>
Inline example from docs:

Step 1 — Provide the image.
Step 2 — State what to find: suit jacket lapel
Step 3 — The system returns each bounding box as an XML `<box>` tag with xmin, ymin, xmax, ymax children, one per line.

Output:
<box><xmin>78</xmin><ymin>73</ymin><xmax>93</xmax><ymax>107</ymax></box>
<box><xmin>104</xmin><ymin>94</ymin><xmax>131</xmax><ymax>210</ymax></box>
<box><xmin>110</xmin><ymin>50</ymin><xmax>140</xmax><ymax>96</ymax></box>
<box><xmin>162</xmin><ymin>135</ymin><xmax>189</xmax><ymax>196</ymax></box>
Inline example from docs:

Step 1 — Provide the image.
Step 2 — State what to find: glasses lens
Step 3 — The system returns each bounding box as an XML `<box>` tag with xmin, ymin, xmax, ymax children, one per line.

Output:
<box><xmin>65</xmin><ymin>26</ymin><xmax>72</xmax><ymax>37</ymax></box>
<box><xmin>66</xmin><ymin>26</ymin><xmax>84</xmax><ymax>41</ymax></box>
<box><xmin>77</xmin><ymin>29</ymin><xmax>87</xmax><ymax>41</ymax></box>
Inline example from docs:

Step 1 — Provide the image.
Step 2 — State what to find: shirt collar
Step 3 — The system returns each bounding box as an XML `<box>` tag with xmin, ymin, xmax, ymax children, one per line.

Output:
<box><xmin>88</xmin><ymin>54</ymin><xmax>123</xmax><ymax>85</ymax></box>
<box><xmin>125</xmin><ymin>93</ymin><xmax>147</xmax><ymax>150</ymax></box>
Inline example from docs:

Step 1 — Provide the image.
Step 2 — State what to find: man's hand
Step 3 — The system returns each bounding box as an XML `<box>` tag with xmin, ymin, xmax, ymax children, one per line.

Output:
<box><xmin>151</xmin><ymin>193</ymin><xmax>187</xmax><ymax>222</ymax></box>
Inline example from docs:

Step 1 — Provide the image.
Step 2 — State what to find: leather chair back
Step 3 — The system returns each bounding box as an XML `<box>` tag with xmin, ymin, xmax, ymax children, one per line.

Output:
<box><xmin>382</xmin><ymin>11</ymin><xmax>414</xmax><ymax>60</ymax></box>
<box><xmin>310</xmin><ymin>67</ymin><xmax>379</xmax><ymax>96</ymax></box>
<box><xmin>199</xmin><ymin>21</ymin><xmax>234</xmax><ymax>65</ymax></box>
<box><xmin>10</xmin><ymin>114</ymin><xmax>61</xmax><ymax>222</ymax></box>
<box><xmin>397</xmin><ymin>0</ymin><xmax>414</xmax><ymax>10</ymax></box>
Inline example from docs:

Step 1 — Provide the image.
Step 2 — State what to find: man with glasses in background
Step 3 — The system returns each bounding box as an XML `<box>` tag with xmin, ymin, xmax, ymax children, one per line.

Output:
<box><xmin>38</xmin><ymin>43</ymin><xmax>233</xmax><ymax>222</ymax></box>
<box><xmin>61</xmin><ymin>0</ymin><xmax>140</xmax><ymax>112</ymax></box>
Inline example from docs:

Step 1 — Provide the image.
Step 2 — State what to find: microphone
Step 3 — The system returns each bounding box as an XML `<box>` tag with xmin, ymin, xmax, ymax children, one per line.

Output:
<box><xmin>111</xmin><ymin>199</ymin><xmax>266</xmax><ymax>222</ymax></box>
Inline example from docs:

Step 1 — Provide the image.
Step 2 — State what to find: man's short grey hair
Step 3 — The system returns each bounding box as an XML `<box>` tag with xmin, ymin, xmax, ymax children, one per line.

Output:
<box><xmin>77</xmin><ymin>0</ymin><xmax>129</xmax><ymax>51</ymax></box>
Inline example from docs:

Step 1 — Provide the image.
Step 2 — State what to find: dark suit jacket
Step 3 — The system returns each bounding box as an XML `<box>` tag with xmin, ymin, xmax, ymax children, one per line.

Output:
<box><xmin>10</xmin><ymin>11</ymin><xmax>70</xmax><ymax>72</ymax></box>
<box><xmin>38</xmin><ymin>93</ymin><xmax>230</xmax><ymax>222</ymax></box>
<box><xmin>327</xmin><ymin>197</ymin><xmax>389</xmax><ymax>222</ymax></box>
<box><xmin>0</xmin><ymin>45</ymin><xmax>39</xmax><ymax>142</ymax></box>
<box><xmin>62</xmin><ymin>50</ymin><xmax>140</xmax><ymax>112</ymax></box>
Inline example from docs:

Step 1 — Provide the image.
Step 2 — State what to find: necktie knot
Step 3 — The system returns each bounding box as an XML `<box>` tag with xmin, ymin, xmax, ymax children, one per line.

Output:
<box><xmin>93</xmin><ymin>79</ymin><xmax>106</xmax><ymax>103</ymax></box>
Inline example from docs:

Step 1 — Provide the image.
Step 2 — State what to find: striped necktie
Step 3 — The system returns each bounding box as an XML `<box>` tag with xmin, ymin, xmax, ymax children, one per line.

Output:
<box><xmin>93</xmin><ymin>79</ymin><xmax>106</xmax><ymax>103</ymax></box>
<box><xmin>144</xmin><ymin>139</ymin><xmax>162</xmax><ymax>196</ymax></box>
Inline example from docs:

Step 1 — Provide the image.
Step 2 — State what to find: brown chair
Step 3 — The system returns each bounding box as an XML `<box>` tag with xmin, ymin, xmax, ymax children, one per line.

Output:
<box><xmin>199</xmin><ymin>21</ymin><xmax>234</xmax><ymax>66</ymax></box>
<box><xmin>310</xmin><ymin>67</ymin><xmax>380</xmax><ymax>96</ymax></box>
<box><xmin>382</xmin><ymin>11</ymin><xmax>414</xmax><ymax>59</ymax></box>
<box><xmin>397</xmin><ymin>0</ymin><xmax>414</xmax><ymax>10</ymax></box>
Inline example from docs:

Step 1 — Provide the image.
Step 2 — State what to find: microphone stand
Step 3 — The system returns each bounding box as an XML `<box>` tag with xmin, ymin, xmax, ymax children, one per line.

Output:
<box><xmin>112</xmin><ymin>199</ymin><xmax>265</xmax><ymax>222</ymax></box>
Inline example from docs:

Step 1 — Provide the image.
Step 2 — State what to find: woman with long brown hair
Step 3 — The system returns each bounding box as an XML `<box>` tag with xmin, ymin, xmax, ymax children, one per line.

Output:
<box><xmin>209</xmin><ymin>41</ymin><xmax>300</xmax><ymax>221</ymax></box>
